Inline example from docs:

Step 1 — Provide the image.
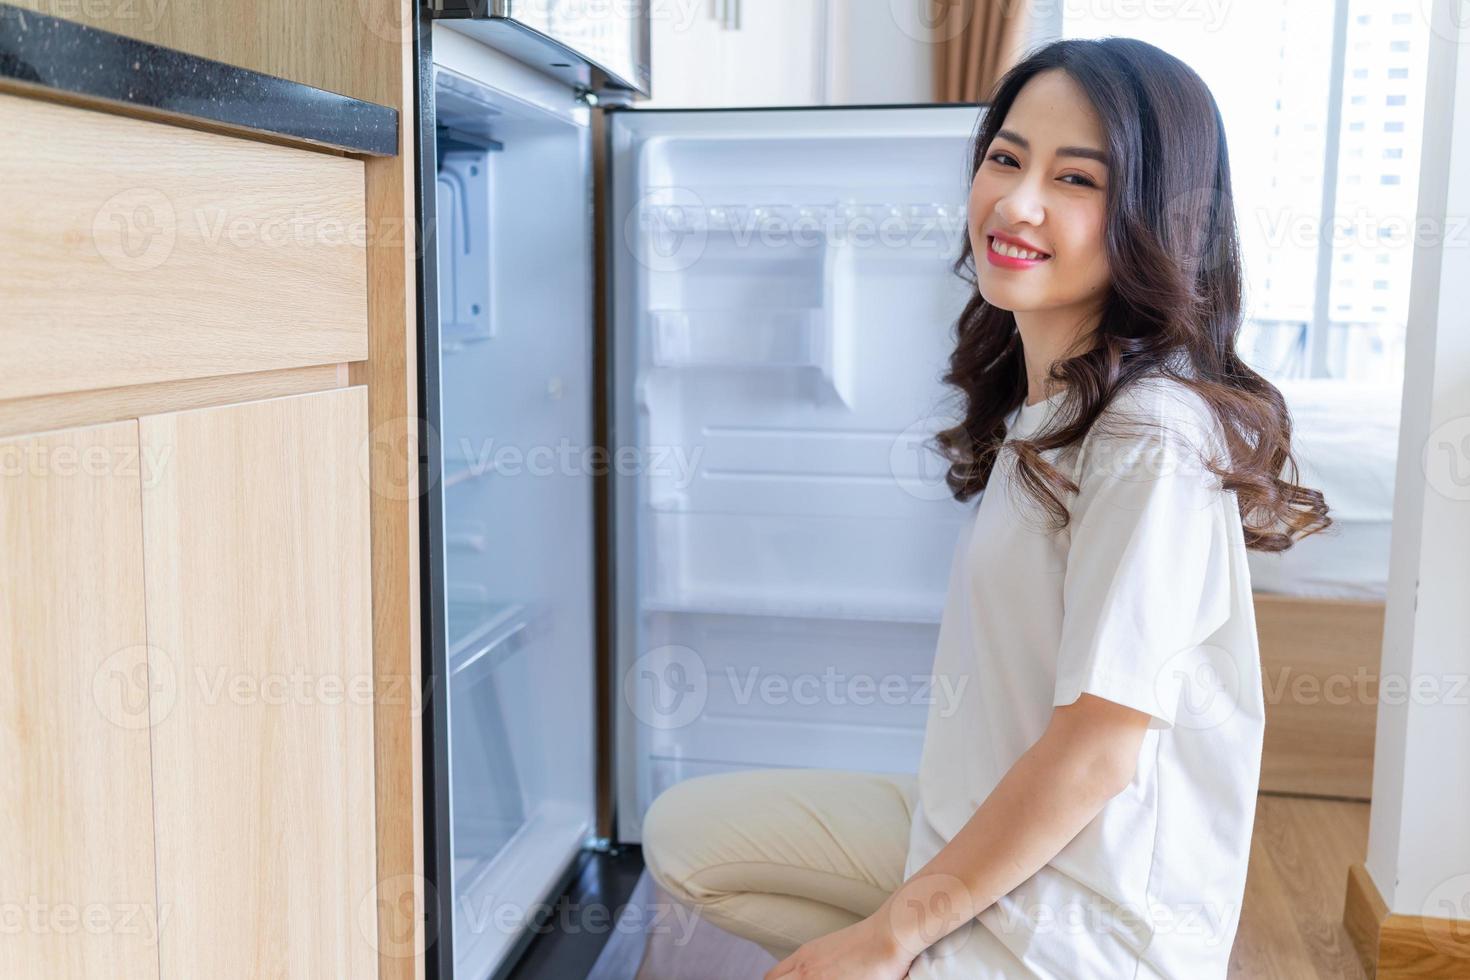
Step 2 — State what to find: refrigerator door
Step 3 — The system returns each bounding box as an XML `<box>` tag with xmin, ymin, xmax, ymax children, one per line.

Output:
<box><xmin>423</xmin><ymin>26</ymin><xmax>599</xmax><ymax>980</ymax></box>
<box><xmin>604</xmin><ymin>103</ymin><xmax>987</xmax><ymax>844</ymax></box>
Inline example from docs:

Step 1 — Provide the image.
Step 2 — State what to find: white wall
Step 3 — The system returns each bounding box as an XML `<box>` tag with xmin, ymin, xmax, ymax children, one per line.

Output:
<box><xmin>1364</xmin><ymin>0</ymin><xmax>1470</xmax><ymax>921</ymax></box>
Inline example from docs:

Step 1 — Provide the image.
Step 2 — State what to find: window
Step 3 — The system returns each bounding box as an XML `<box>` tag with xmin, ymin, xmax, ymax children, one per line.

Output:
<box><xmin>1058</xmin><ymin>0</ymin><xmax>1431</xmax><ymax>384</ymax></box>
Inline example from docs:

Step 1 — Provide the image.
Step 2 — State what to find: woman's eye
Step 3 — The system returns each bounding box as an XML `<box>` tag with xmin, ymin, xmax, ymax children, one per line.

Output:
<box><xmin>987</xmin><ymin>152</ymin><xmax>1098</xmax><ymax>188</ymax></box>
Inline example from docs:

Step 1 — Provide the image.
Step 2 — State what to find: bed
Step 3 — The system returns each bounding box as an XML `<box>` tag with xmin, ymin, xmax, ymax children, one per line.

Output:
<box><xmin>1248</xmin><ymin>378</ymin><xmax>1402</xmax><ymax>601</ymax></box>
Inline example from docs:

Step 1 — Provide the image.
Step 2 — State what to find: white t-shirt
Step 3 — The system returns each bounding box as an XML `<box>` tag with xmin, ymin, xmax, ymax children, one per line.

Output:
<box><xmin>903</xmin><ymin>375</ymin><xmax>1265</xmax><ymax>980</ymax></box>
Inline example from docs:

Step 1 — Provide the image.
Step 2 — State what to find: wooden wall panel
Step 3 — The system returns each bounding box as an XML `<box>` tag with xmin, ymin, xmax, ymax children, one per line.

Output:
<box><xmin>8</xmin><ymin>0</ymin><xmax>403</xmax><ymax>107</ymax></box>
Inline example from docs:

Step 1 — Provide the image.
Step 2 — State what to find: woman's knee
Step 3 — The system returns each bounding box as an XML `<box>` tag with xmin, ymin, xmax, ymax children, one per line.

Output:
<box><xmin>640</xmin><ymin>772</ymin><xmax>733</xmax><ymax>903</ymax></box>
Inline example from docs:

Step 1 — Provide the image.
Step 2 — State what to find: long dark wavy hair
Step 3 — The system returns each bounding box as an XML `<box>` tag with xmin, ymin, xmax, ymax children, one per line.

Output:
<box><xmin>934</xmin><ymin>37</ymin><xmax>1330</xmax><ymax>552</ymax></box>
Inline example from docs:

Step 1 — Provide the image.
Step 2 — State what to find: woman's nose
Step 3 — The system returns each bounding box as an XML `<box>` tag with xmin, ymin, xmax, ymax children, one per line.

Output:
<box><xmin>993</xmin><ymin>191</ymin><xmax>1044</xmax><ymax>228</ymax></box>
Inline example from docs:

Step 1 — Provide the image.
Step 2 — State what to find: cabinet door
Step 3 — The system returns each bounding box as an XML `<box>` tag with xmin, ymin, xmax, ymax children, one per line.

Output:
<box><xmin>645</xmin><ymin>0</ymin><xmax>827</xmax><ymax>108</ymax></box>
<box><xmin>719</xmin><ymin>0</ymin><xmax>827</xmax><ymax>106</ymax></box>
<box><xmin>0</xmin><ymin>421</ymin><xmax>160</xmax><ymax>979</ymax></box>
<box><xmin>645</xmin><ymin>1</ymin><xmax>730</xmax><ymax>107</ymax></box>
<box><xmin>139</xmin><ymin>387</ymin><xmax>378</xmax><ymax>978</ymax></box>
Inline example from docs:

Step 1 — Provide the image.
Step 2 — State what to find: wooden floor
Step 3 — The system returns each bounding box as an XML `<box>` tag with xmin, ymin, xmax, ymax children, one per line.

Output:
<box><xmin>1230</xmin><ymin>794</ymin><xmax>1369</xmax><ymax>978</ymax></box>
<box><xmin>622</xmin><ymin>793</ymin><xmax>1370</xmax><ymax>980</ymax></box>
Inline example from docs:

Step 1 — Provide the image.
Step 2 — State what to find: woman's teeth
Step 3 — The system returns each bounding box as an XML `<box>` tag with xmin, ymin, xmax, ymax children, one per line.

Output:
<box><xmin>990</xmin><ymin>237</ymin><xmax>1049</xmax><ymax>260</ymax></box>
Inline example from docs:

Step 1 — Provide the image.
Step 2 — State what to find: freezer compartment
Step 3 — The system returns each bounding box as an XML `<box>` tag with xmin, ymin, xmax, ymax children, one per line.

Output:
<box><xmin>437</xmin><ymin>0</ymin><xmax>651</xmax><ymax>95</ymax></box>
<box><xmin>609</xmin><ymin>105</ymin><xmax>986</xmax><ymax>841</ymax></box>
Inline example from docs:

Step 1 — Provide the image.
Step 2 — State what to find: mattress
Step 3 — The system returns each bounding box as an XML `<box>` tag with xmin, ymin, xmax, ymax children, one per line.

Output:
<box><xmin>1245</xmin><ymin>379</ymin><xmax>1402</xmax><ymax>601</ymax></box>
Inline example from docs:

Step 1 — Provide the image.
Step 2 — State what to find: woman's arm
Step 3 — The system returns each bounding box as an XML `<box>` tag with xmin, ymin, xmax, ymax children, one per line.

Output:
<box><xmin>873</xmin><ymin>692</ymin><xmax>1153</xmax><ymax>961</ymax></box>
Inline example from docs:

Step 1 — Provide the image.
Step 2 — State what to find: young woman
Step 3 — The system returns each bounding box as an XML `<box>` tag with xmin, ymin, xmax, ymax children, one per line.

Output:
<box><xmin>640</xmin><ymin>37</ymin><xmax>1330</xmax><ymax>980</ymax></box>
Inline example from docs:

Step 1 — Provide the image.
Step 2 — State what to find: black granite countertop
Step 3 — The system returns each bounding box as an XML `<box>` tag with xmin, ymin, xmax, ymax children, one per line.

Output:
<box><xmin>0</xmin><ymin>2</ymin><xmax>398</xmax><ymax>156</ymax></box>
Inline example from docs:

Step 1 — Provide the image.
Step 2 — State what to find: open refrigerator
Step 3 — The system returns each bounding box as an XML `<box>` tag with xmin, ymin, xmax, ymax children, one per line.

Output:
<box><xmin>413</xmin><ymin>9</ymin><xmax>986</xmax><ymax>978</ymax></box>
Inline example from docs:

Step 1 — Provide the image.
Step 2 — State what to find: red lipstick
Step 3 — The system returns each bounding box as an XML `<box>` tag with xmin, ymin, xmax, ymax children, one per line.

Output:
<box><xmin>985</xmin><ymin>232</ymin><xmax>1051</xmax><ymax>269</ymax></box>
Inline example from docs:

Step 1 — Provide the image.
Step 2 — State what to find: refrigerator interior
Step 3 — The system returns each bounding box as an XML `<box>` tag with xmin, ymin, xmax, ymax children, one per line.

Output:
<box><xmin>431</xmin><ymin>31</ymin><xmax>597</xmax><ymax>979</ymax></box>
<box><xmin>607</xmin><ymin>104</ymin><xmax>986</xmax><ymax>843</ymax></box>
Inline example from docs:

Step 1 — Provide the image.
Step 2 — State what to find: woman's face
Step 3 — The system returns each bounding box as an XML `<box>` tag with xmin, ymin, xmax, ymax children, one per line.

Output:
<box><xmin>969</xmin><ymin>69</ymin><xmax>1112</xmax><ymax>321</ymax></box>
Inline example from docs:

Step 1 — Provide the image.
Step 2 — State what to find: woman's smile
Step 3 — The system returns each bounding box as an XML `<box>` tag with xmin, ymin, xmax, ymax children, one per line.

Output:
<box><xmin>986</xmin><ymin>232</ymin><xmax>1053</xmax><ymax>269</ymax></box>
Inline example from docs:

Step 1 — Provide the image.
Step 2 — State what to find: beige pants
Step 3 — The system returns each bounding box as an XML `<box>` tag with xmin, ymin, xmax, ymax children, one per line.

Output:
<box><xmin>640</xmin><ymin>767</ymin><xmax>1037</xmax><ymax>978</ymax></box>
<box><xmin>640</xmin><ymin>767</ymin><xmax>920</xmax><ymax>964</ymax></box>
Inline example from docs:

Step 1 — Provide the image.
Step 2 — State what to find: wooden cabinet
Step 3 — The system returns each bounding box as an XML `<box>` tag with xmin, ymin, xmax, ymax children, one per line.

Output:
<box><xmin>0</xmin><ymin>389</ymin><xmax>379</xmax><ymax>977</ymax></box>
<box><xmin>0</xmin><ymin>94</ymin><xmax>369</xmax><ymax>401</ymax></box>
<box><xmin>141</xmin><ymin>389</ymin><xmax>378</xmax><ymax>977</ymax></box>
<box><xmin>1</xmin><ymin>1</ymin><xmax>421</xmax><ymax>975</ymax></box>
<box><xmin>0</xmin><ymin>421</ymin><xmax>161</xmax><ymax>980</ymax></box>
<box><xmin>0</xmin><ymin>22</ymin><xmax>411</xmax><ymax>974</ymax></box>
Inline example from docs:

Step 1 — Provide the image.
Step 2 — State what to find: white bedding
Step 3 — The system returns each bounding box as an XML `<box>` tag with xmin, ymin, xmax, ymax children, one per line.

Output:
<box><xmin>1245</xmin><ymin>379</ymin><xmax>1402</xmax><ymax>600</ymax></box>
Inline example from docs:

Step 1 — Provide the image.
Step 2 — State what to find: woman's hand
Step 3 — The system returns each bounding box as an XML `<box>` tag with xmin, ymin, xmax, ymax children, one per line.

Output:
<box><xmin>763</xmin><ymin>912</ymin><xmax>915</xmax><ymax>980</ymax></box>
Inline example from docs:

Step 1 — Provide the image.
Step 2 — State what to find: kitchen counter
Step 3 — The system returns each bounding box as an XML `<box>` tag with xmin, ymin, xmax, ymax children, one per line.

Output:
<box><xmin>0</xmin><ymin>1</ymin><xmax>397</xmax><ymax>155</ymax></box>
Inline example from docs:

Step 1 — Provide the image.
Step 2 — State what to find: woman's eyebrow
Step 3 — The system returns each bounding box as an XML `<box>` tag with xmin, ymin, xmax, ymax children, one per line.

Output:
<box><xmin>994</xmin><ymin>128</ymin><xmax>1110</xmax><ymax>168</ymax></box>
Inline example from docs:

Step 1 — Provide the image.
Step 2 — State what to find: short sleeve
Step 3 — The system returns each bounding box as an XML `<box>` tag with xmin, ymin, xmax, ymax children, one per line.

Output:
<box><xmin>1052</xmin><ymin>407</ymin><xmax>1233</xmax><ymax>731</ymax></box>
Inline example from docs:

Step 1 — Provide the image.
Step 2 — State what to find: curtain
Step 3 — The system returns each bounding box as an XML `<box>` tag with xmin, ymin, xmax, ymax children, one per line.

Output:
<box><xmin>933</xmin><ymin>0</ymin><xmax>1036</xmax><ymax>103</ymax></box>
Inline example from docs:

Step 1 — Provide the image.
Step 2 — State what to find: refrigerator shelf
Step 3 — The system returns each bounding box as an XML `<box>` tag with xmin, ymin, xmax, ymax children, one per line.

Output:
<box><xmin>446</xmin><ymin>599</ymin><xmax>531</xmax><ymax>677</ymax></box>
<box><xmin>636</xmin><ymin>201</ymin><xmax>966</xmax><ymax>239</ymax></box>
<box><xmin>441</xmin><ymin>464</ymin><xmax>486</xmax><ymax>490</ymax></box>
<box><xmin>439</xmin><ymin>330</ymin><xmax>494</xmax><ymax>354</ymax></box>
<box><xmin>649</xmin><ymin>307</ymin><xmax>825</xmax><ymax>369</ymax></box>
<box><xmin>640</xmin><ymin>591</ymin><xmax>943</xmax><ymax>625</ymax></box>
